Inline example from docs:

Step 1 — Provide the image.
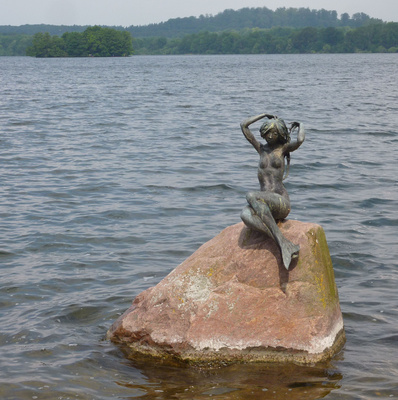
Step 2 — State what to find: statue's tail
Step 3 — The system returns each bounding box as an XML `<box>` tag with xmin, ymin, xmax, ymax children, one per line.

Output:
<box><xmin>281</xmin><ymin>240</ymin><xmax>300</xmax><ymax>270</ymax></box>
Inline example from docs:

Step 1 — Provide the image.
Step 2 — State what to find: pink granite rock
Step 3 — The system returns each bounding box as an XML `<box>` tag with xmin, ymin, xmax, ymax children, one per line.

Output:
<box><xmin>108</xmin><ymin>220</ymin><xmax>345</xmax><ymax>366</ymax></box>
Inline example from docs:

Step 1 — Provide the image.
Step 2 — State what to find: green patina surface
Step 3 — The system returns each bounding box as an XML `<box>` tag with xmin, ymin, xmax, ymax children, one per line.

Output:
<box><xmin>241</xmin><ymin>228</ymin><xmax>253</xmax><ymax>247</ymax></box>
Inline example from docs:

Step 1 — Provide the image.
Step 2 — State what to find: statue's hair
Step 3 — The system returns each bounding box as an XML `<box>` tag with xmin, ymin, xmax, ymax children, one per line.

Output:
<box><xmin>259</xmin><ymin>118</ymin><xmax>291</xmax><ymax>180</ymax></box>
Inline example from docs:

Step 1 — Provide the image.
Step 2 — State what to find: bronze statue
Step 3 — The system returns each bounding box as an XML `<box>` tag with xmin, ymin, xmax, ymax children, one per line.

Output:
<box><xmin>240</xmin><ymin>113</ymin><xmax>305</xmax><ymax>270</ymax></box>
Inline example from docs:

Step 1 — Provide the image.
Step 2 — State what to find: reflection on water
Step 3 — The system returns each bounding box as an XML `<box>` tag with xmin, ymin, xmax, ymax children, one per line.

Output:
<box><xmin>117</xmin><ymin>353</ymin><xmax>343</xmax><ymax>399</ymax></box>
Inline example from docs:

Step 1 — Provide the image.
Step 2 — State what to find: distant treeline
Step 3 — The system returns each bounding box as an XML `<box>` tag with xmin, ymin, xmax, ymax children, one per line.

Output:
<box><xmin>126</xmin><ymin>7</ymin><xmax>382</xmax><ymax>38</ymax></box>
<box><xmin>26</xmin><ymin>26</ymin><xmax>133</xmax><ymax>57</ymax></box>
<box><xmin>0</xmin><ymin>24</ymin><xmax>94</xmax><ymax>36</ymax></box>
<box><xmin>133</xmin><ymin>23</ymin><xmax>398</xmax><ymax>54</ymax></box>
<box><xmin>0</xmin><ymin>7</ymin><xmax>383</xmax><ymax>38</ymax></box>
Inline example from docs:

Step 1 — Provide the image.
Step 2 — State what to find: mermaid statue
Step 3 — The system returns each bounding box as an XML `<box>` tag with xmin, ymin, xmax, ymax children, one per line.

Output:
<box><xmin>240</xmin><ymin>113</ymin><xmax>305</xmax><ymax>270</ymax></box>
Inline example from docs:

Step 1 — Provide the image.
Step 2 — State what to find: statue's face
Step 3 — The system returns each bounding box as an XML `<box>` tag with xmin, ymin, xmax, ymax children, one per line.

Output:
<box><xmin>262</xmin><ymin>128</ymin><xmax>279</xmax><ymax>145</ymax></box>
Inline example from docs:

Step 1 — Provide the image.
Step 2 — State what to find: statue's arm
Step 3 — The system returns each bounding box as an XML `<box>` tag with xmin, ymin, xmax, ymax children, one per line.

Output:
<box><xmin>241</xmin><ymin>113</ymin><xmax>275</xmax><ymax>153</ymax></box>
<box><xmin>285</xmin><ymin>122</ymin><xmax>305</xmax><ymax>153</ymax></box>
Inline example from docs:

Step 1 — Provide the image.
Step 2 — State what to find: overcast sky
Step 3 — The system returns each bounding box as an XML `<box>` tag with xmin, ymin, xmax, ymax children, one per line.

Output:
<box><xmin>2</xmin><ymin>0</ymin><xmax>397</xmax><ymax>26</ymax></box>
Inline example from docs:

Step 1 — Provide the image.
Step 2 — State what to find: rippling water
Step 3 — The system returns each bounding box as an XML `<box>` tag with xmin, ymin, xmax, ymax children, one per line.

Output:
<box><xmin>0</xmin><ymin>54</ymin><xmax>397</xmax><ymax>399</ymax></box>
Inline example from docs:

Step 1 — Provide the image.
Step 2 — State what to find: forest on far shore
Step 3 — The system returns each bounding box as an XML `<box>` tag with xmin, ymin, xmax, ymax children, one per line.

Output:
<box><xmin>0</xmin><ymin>7</ymin><xmax>397</xmax><ymax>56</ymax></box>
<box><xmin>132</xmin><ymin>24</ymin><xmax>398</xmax><ymax>55</ymax></box>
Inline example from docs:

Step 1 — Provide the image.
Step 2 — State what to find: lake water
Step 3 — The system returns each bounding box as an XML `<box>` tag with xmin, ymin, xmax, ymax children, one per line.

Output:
<box><xmin>0</xmin><ymin>53</ymin><xmax>397</xmax><ymax>399</ymax></box>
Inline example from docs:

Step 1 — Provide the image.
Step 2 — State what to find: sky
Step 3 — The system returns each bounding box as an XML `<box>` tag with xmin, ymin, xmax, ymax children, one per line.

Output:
<box><xmin>1</xmin><ymin>0</ymin><xmax>397</xmax><ymax>27</ymax></box>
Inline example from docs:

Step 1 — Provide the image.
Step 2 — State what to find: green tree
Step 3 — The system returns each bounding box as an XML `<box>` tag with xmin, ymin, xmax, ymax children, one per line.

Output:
<box><xmin>380</xmin><ymin>23</ymin><xmax>398</xmax><ymax>49</ymax></box>
<box><xmin>62</xmin><ymin>31</ymin><xmax>88</xmax><ymax>56</ymax></box>
<box><xmin>291</xmin><ymin>27</ymin><xmax>320</xmax><ymax>52</ymax></box>
<box><xmin>82</xmin><ymin>26</ymin><xmax>133</xmax><ymax>56</ymax></box>
<box><xmin>340</xmin><ymin>13</ymin><xmax>350</xmax><ymax>27</ymax></box>
<box><xmin>26</xmin><ymin>32</ymin><xmax>66</xmax><ymax>57</ymax></box>
<box><xmin>321</xmin><ymin>27</ymin><xmax>344</xmax><ymax>46</ymax></box>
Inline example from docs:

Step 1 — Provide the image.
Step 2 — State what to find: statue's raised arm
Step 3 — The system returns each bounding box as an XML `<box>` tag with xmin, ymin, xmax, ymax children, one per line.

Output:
<box><xmin>240</xmin><ymin>113</ymin><xmax>276</xmax><ymax>153</ymax></box>
<box><xmin>284</xmin><ymin>122</ymin><xmax>305</xmax><ymax>154</ymax></box>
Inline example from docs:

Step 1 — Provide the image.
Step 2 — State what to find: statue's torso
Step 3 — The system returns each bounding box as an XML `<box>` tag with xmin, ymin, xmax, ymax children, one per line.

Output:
<box><xmin>258</xmin><ymin>145</ymin><xmax>287</xmax><ymax>196</ymax></box>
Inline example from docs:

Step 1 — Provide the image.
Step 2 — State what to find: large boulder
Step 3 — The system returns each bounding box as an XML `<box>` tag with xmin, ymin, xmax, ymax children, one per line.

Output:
<box><xmin>108</xmin><ymin>220</ymin><xmax>345</xmax><ymax>366</ymax></box>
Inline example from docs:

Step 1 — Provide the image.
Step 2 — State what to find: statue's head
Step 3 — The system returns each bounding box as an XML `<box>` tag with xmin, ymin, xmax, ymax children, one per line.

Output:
<box><xmin>259</xmin><ymin>118</ymin><xmax>289</xmax><ymax>144</ymax></box>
